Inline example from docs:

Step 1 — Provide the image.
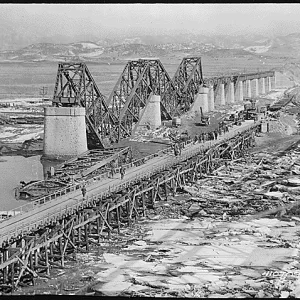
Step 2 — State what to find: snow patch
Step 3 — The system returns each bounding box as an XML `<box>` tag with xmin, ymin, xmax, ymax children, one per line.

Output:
<box><xmin>244</xmin><ymin>45</ymin><xmax>271</xmax><ymax>54</ymax></box>
<box><xmin>72</xmin><ymin>42</ymin><xmax>102</xmax><ymax>49</ymax></box>
<box><xmin>80</xmin><ymin>50</ymin><xmax>104</xmax><ymax>57</ymax></box>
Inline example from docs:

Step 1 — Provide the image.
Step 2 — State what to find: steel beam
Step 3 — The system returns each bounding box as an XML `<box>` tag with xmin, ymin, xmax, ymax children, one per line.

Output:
<box><xmin>173</xmin><ymin>57</ymin><xmax>205</xmax><ymax>113</ymax></box>
<box><xmin>52</xmin><ymin>62</ymin><xmax>119</xmax><ymax>148</ymax></box>
<box><xmin>106</xmin><ymin>59</ymin><xmax>180</xmax><ymax>142</ymax></box>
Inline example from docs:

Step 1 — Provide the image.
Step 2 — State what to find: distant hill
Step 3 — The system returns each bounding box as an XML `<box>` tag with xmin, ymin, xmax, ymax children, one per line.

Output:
<box><xmin>1</xmin><ymin>32</ymin><xmax>300</xmax><ymax>62</ymax></box>
<box><xmin>0</xmin><ymin>42</ymin><xmax>105</xmax><ymax>62</ymax></box>
<box><xmin>205</xmin><ymin>48</ymin><xmax>257</xmax><ymax>58</ymax></box>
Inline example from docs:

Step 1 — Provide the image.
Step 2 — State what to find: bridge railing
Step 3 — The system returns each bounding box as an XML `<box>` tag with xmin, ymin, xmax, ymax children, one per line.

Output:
<box><xmin>0</xmin><ymin>121</ymin><xmax>260</xmax><ymax>243</ymax></box>
<box><xmin>1</xmin><ymin>140</ymin><xmax>178</xmax><ymax>221</ymax></box>
<box><xmin>4</xmin><ymin>136</ymin><xmax>200</xmax><ymax>219</ymax></box>
<box><xmin>1</xmin><ymin>146</ymin><xmax>192</xmax><ymax>242</ymax></box>
<box><xmin>0</xmin><ymin>120</ymin><xmax>259</xmax><ymax>232</ymax></box>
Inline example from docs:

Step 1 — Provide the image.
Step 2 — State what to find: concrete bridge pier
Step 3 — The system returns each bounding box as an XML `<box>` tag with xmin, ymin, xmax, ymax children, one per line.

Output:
<box><xmin>43</xmin><ymin>107</ymin><xmax>88</xmax><ymax>159</ymax></box>
<box><xmin>259</xmin><ymin>77</ymin><xmax>266</xmax><ymax>94</ymax></box>
<box><xmin>246</xmin><ymin>80</ymin><xmax>252</xmax><ymax>98</ymax></box>
<box><xmin>200</xmin><ymin>87</ymin><xmax>209</xmax><ymax>112</ymax></box>
<box><xmin>235</xmin><ymin>81</ymin><xmax>244</xmax><ymax>102</ymax></box>
<box><xmin>228</xmin><ymin>81</ymin><xmax>235</xmax><ymax>104</ymax></box>
<box><xmin>253</xmin><ymin>79</ymin><xmax>259</xmax><ymax>97</ymax></box>
<box><xmin>243</xmin><ymin>80</ymin><xmax>248</xmax><ymax>98</ymax></box>
<box><xmin>267</xmin><ymin>76</ymin><xmax>272</xmax><ymax>92</ymax></box>
<box><xmin>138</xmin><ymin>94</ymin><xmax>161</xmax><ymax>129</ymax></box>
<box><xmin>271</xmin><ymin>75</ymin><xmax>276</xmax><ymax>90</ymax></box>
<box><xmin>191</xmin><ymin>87</ymin><xmax>209</xmax><ymax>113</ymax></box>
<box><xmin>208</xmin><ymin>85</ymin><xmax>215</xmax><ymax>111</ymax></box>
<box><xmin>219</xmin><ymin>83</ymin><xmax>226</xmax><ymax>106</ymax></box>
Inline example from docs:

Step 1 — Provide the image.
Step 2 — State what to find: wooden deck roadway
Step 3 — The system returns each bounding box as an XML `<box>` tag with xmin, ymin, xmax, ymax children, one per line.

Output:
<box><xmin>0</xmin><ymin>119</ymin><xmax>259</xmax><ymax>292</ymax></box>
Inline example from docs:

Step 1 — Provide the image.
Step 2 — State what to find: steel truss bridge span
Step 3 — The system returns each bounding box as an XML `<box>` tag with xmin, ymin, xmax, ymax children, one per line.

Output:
<box><xmin>52</xmin><ymin>62</ymin><xmax>118</xmax><ymax>148</ymax></box>
<box><xmin>51</xmin><ymin>59</ymin><xmax>274</xmax><ymax>148</ymax></box>
<box><xmin>203</xmin><ymin>70</ymin><xmax>275</xmax><ymax>85</ymax></box>
<box><xmin>106</xmin><ymin>59</ymin><xmax>180</xmax><ymax>141</ymax></box>
<box><xmin>52</xmin><ymin>58</ymin><xmax>205</xmax><ymax>146</ymax></box>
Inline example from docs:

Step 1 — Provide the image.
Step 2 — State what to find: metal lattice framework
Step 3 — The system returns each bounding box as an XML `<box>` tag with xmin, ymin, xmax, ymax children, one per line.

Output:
<box><xmin>50</xmin><ymin>60</ymin><xmax>273</xmax><ymax>148</ymax></box>
<box><xmin>106</xmin><ymin>59</ymin><xmax>180</xmax><ymax>141</ymax></box>
<box><xmin>204</xmin><ymin>76</ymin><xmax>234</xmax><ymax>103</ymax></box>
<box><xmin>52</xmin><ymin>62</ymin><xmax>119</xmax><ymax>148</ymax></box>
<box><xmin>173</xmin><ymin>57</ymin><xmax>205</xmax><ymax>112</ymax></box>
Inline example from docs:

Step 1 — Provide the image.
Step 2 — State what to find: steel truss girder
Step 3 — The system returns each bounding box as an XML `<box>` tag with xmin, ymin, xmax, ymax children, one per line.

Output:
<box><xmin>172</xmin><ymin>57</ymin><xmax>204</xmax><ymax>113</ymax></box>
<box><xmin>106</xmin><ymin>59</ymin><xmax>180</xmax><ymax>142</ymax></box>
<box><xmin>203</xmin><ymin>70</ymin><xmax>276</xmax><ymax>88</ymax></box>
<box><xmin>52</xmin><ymin>62</ymin><xmax>119</xmax><ymax>148</ymax></box>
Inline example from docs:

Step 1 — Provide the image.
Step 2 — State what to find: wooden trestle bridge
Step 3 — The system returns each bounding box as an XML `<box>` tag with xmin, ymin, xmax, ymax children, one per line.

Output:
<box><xmin>0</xmin><ymin>119</ymin><xmax>259</xmax><ymax>293</ymax></box>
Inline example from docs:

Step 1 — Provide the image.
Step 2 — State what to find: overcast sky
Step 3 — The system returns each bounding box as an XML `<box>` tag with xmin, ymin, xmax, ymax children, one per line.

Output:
<box><xmin>1</xmin><ymin>3</ymin><xmax>300</xmax><ymax>39</ymax></box>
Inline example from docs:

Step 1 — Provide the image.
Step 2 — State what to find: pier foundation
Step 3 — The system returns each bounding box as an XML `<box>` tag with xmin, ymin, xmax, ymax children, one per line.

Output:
<box><xmin>43</xmin><ymin>107</ymin><xmax>88</xmax><ymax>159</ymax></box>
<box><xmin>236</xmin><ymin>81</ymin><xmax>243</xmax><ymax>102</ymax></box>
<box><xmin>191</xmin><ymin>87</ymin><xmax>209</xmax><ymax>113</ymax></box>
<box><xmin>247</xmin><ymin>80</ymin><xmax>252</xmax><ymax>98</ymax></box>
<box><xmin>254</xmin><ymin>79</ymin><xmax>259</xmax><ymax>97</ymax></box>
<box><xmin>208</xmin><ymin>85</ymin><xmax>215</xmax><ymax>111</ymax></box>
<box><xmin>138</xmin><ymin>94</ymin><xmax>162</xmax><ymax>129</ymax></box>
<box><xmin>260</xmin><ymin>78</ymin><xmax>266</xmax><ymax>94</ymax></box>
<box><xmin>228</xmin><ymin>82</ymin><xmax>235</xmax><ymax>104</ymax></box>
<box><xmin>220</xmin><ymin>83</ymin><xmax>226</xmax><ymax>106</ymax></box>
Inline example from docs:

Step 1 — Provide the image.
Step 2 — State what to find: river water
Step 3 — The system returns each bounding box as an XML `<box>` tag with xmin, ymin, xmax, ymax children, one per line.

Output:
<box><xmin>0</xmin><ymin>155</ymin><xmax>44</xmax><ymax>211</ymax></box>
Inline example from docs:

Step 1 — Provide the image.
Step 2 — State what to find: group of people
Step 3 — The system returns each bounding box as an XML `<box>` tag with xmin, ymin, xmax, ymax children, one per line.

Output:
<box><xmin>171</xmin><ymin>121</ymin><xmax>233</xmax><ymax>157</ymax></box>
<box><xmin>193</xmin><ymin>130</ymin><xmax>218</xmax><ymax>144</ymax></box>
<box><xmin>80</xmin><ymin>162</ymin><xmax>127</xmax><ymax>199</ymax></box>
<box><xmin>109</xmin><ymin>160</ymin><xmax>126</xmax><ymax>180</ymax></box>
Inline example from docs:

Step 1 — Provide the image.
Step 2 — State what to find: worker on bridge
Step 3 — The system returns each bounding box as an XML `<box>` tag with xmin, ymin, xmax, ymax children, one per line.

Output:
<box><xmin>178</xmin><ymin>142</ymin><xmax>182</xmax><ymax>155</ymax></box>
<box><xmin>120</xmin><ymin>166</ymin><xmax>126</xmax><ymax>180</ymax></box>
<box><xmin>173</xmin><ymin>143</ymin><xmax>179</xmax><ymax>156</ymax></box>
<box><xmin>110</xmin><ymin>160</ymin><xmax>117</xmax><ymax>178</ymax></box>
<box><xmin>194</xmin><ymin>135</ymin><xmax>198</xmax><ymax>144</ymax></box>
<box><xmin>214</xmin><ymin>129</ymin><xmax>218</xmax><ymax>140</ymax></box>
<box><xmin>81</xmin><ymin>184</ymin><xmax>87</xmax><ymax>198</ymax></box>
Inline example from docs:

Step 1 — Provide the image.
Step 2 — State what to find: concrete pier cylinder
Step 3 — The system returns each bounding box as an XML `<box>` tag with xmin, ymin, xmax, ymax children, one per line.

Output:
<box><xmin>208</xmin><ymin>85</ymin><xmax>215</xmax><ymax>111</ymax></box>
<box><xmin>43</xmin><ymin>107</ymin><xmax>88</xmax><ymax>159</ymax></box>
<box><xmin>236</xmin><ymin>81</ymin><xmax>243</xmax><ymax>102</ymax></box>
<box><xmin>228</xmin><ymin>82</ymin><xmax>235</xmax><ymax>104</ymax></box>
<box><xmin>271</xmin><ymin>76</ymin><xmax>276</xmax><ymax>90</ymax></box>
<box><xmin>254</xmin><ymin>79</ymin><xmax>259</xmax><ymax>97</ymax></box>
<box><xmin>192</xmin><ymin>87</ymin><xmax>209</xmax><ymax>113</ymax></box>
<box><xmin>139</xmin><ymin>94</ymin><xmax>161</xmax><ymax>129</ymax></box>
<box><xmin>243</xmin><ymin>81</ymin><xmax>247</xmax><ymax>98</ymax></box>
<box><xmin>267</xmin><ymin>77</ymin><xmax>272</xmax><ymax>92</ymax></box>
<box><xmin>260</xmin><ymin>78</ymin><xmax>266</xmax><ymax>94</ymax></box>
<box><xmin>220</xmin><ymin>83</ymin><xmax>225</xmax><ymax>106</ymax></box>
<box><xmin>247</xmin><ymin>80</ymin><xmax>252</xmax><ymax>98</ymax></box>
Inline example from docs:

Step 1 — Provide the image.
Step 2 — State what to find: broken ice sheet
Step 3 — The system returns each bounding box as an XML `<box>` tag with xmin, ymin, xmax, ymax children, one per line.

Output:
<box><xmin>95</xmin><ymin>267</ymin><xmax>121</xmax><ymax>281</ymax></box>
<box><xmin>242</xmin><ymin>247</ymin><xmax>298</xmax><ymax>267</ymax></box>
<box><xmin>93</xmin><ymin>274</ymin><xmax>132</xmax><ymax>296</ymax></box>
<box><xmin>102</xmin><ymin>253</ymin><xmax>128</xmax><ymax>266</ymax></box>
<box><xmin>264</xmin><ymin>191</ymin><xmax>284</xmax><ymax>199</ymax></box>
<box><xmin>239</xmin><ymin>268</ymin><xmax>262</xmax><ymax>278</ymax></box>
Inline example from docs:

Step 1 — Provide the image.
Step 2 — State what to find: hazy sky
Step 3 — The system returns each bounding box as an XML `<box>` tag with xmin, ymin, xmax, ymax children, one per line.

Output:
<box><xmin>1</xmin><ymin>3</ymin><xmax>300</xmax><ymax>39</ymax></box>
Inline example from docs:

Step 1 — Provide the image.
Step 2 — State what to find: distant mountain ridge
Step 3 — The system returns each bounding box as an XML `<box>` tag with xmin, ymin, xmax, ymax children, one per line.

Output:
<box><xmin>0</xmin><ymin>33</ymin><xmax>300</xmax><ymax>62</ymax></box>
